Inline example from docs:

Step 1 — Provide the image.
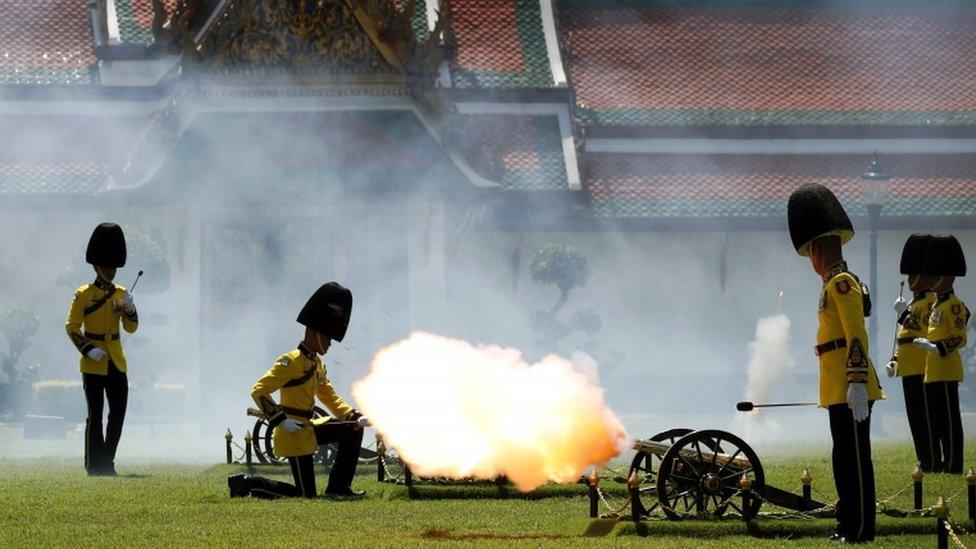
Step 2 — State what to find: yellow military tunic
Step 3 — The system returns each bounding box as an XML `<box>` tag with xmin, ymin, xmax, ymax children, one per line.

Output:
<box><xmin>924</xmin><ymin>292</ymin><xmax>970</xmax><ymax>383</ymax></box>
<box><xmin>65</xmin><ymin>279</ymin><xmax>138</xmax><ymax>375</ymax></box>
<box><xmin>816</xmin><ymin>263</ymin><xmax>885</xmax><ymax>407</ymax></box>
<box><xmin>251</xmin><ymin>344</ymin><xmax>356</xmax><ymax>458</ymax></box>
<box><xmin>894</xmin><ymin>292</ymin><xmax>936</xmax><ymax>377</ymax></box>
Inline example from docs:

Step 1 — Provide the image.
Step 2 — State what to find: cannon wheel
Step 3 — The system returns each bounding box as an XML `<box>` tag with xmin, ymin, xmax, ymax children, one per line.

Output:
<box><xmin>252</xmin><ymin>406</ymin><xmax>328</xmax><ymax>465</ymax></box>
<box><xmin>628</xmin><ymin>428</ymin><xmax>694</xmax><ymax>517</ymax></box>
<box><xmin>656</xmin><ymin>429</ymin><xmax>764</xmax><ymax>521</ymax></box>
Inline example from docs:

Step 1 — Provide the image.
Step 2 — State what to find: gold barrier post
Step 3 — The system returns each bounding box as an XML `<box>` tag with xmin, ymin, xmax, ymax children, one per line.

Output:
<box><xmin>801</xmin><ymin>468</ymin><xmax>813</xmax><ymax>504</ymax></box>
<box><xmin>912</xmin><ymin>466</ymin><xmax>924</xmax><ymax>511</ymax></box>
<box><xmin>628</xmin><ymin>471</ymin><xmax>641</xmax><ymax>522</ymax></box>
<box><xmin>243</xmin><ymin>430</ymin><xmax>253</xmax><ymax>472</ymax></box>
<box><xmin>224</xmin><ymin>429</ymin><xmax>233</xmax><ymax>464</ymax></box>
<box><xmin>588</xmin><ymin>470</ymin><xmax>600</xmax><ymax>518</ymax></box>
<box><xmin>934</xmin><ymin>496</ymin><xmax>949</xmax><ymax>549</ymax></box>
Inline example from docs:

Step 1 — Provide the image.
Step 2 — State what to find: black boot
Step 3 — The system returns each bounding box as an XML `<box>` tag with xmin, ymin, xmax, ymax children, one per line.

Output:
<box><xmin>324</xmin><ymin>487</ymin><xmax>365</xmax><ymax>500</ymax></box>
<box><xmin>228</xmin><ymin>473</ymin><xmax>250</xmax><ymax>498</ymax></box>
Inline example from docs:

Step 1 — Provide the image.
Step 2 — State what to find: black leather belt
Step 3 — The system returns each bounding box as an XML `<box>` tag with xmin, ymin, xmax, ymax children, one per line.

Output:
<box><xmin>281</xmin><ymin>406</ymin><xmax>314</xmax><ymax>419</ymax></box>
<box><xmin>815</xmin><ymin>338</ymin><xmax>847</xmax><ymax>357</ymax></box>
<box><xmin>84</xmin><ymin>332</ymin><xmax>120</xmax><ymax>341</ymax></box>
<box><xmin>897</xmin><ymin>337</ymin><xmax>916</xmax><ymax>345</ymax></box>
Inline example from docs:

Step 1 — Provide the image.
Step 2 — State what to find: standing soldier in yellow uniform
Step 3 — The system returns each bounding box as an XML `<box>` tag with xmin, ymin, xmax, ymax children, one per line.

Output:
<box><xmin>913</xmin><ymin>235</ymin><xmax>969</xmax><ymax>474</ymax></box>
<box><xmin>65</xmin><ymin>223</ymin><xmax>139</xmax><ymax>476</ymax></box>
<box><xmin>788</xmin><ymin>184</ymin><xmax>884</xmax><ymax>543</ymax></box>
<box><xmin>885</xmin><ymin>234</ymin><xmax>937</xmax><ymax>471</ymax></box>
<box><xmin>228</xmin><ymin>282</ymin><xmax>369</xmax><ymax>499</ymax></box>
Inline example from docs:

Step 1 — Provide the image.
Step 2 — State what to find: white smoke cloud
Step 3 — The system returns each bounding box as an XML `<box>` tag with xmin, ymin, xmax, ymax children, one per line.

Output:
<box><xmin>737</xmin><ymin>314</ymin><xmax>795</xmax><ymax>444</ymax></box>
<box><xmin>352</xmin><ymin>332</ymin><xmax>629</xmax><ymax>492</ymax></box>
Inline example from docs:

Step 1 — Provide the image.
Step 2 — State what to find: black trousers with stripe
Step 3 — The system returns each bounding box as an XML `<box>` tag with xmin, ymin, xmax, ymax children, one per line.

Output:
<box><xmin>828</xmin><ymin>402</ymin><xmax>876</xmax><ymax>542</ymax></box>
<box><xmin>247</xmin><ymin>454</ymin><xmax>318</xmax><ymax>499</ymax></box>
<box><xmin>82</xmin><ymin>361</ymin><xmax>128</xmax><ymax>474</ymax></box>
<box><xmin>902</xmin><ymin>375</ymin><xmax>935</xmax><ymax>472</ymax></box>
<box><xmin>244</xmin><ymin>421</ymin><xmax>364</xmax><ymax>498</ymax></box>
<box><xmin>925</xmin><ymin>381</ymin><xmax>964</xmax><ymax>474</ymax></box>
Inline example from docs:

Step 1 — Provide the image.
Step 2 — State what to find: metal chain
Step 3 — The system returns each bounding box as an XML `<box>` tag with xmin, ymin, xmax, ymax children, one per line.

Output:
<box><xmin>749</xmin><ymin>489</ymin><xmax>836</xmax><ymax>520</ymax></box>
<box><xmin>947</xmin><ymin>484</ymin><xmax>970</xmax><ymax>504</ymax></box>
<box><xmin>876</xmin><ymin>481</ymin><xmax>918</xmax><ymax>509</ymax></box>
<box><xmin>945</xmin><ymin>521</ymin><xmax>970</xmax><ymax>549</ymax></box>
<box><xmin>595</xmin><ymin>484</ymin><xmax>631</xmax><ymax>515</ymax></box>
<box><xmin>378</xmin><ymin>453</ymin><xmax>404</xmax><ymax>482</ymax></box>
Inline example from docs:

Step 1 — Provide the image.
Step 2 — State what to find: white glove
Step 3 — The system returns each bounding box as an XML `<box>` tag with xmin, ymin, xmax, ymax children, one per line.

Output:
<box><xmin>86</xmin><ymin>348</ymin><xmax>107</xmax><ymax>362</ymax></box>
<box><xmin>847</xmin><ymin>383</ymin><xmax>869</xmax><ymax>423</ymax></box>
<box><xmin>885</xmin><ymin>360</ymin><xmax>897</xmax><ymax>378</ymax></box>
<box><xmin>120</xmin><ymin>292</ymin><xmax>136</xmax><ymax>314</ymax></box>
<box><xmin>893</xmin><ymin>296</ymin><xmax>908</xmax><ymax>315</ymax></box>
<box><xmin>913</xmin><ymin>337</ymin><xmax>938</xmax><ymax>353</ymax></box>
<box><xmin>356</xmin><ymin>416</ymin><xmax>370</xmax><ymax>428</ymax></box>
<box><xmin>279</xmin><ymin>418</ymin><xmax>305</xmax><ymax>433</ymax></box>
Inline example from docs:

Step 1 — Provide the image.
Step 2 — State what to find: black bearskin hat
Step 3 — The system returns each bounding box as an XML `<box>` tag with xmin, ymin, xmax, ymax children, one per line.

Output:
<box><xmin>900</xmin><ymin>234</ymin><xmax>932</xmax><ymax>275</ymax></box>
<box><xmin>923</xmin><ymin>235</ymin><xmax>966</xmax><ymax>277</ymax></box>
<box><xmin>85</xmin><ymin>223</ymin><xmax>127</xmax><ymax>268</ymax></box>
<box><xmin>297</xmin><ymin>282</ymin><xmax>353</xmax><ymax>342</ymax></box>
<box><xmin>787</xmin><ymin>184</ymin><xmax>854</xmax><ymax>256</ymax></box>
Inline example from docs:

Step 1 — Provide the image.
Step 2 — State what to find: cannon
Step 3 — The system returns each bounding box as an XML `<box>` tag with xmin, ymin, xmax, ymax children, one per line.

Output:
<box><xmin>628</xmin><ymin>428</ymin><xmax>825</xmax><ymax>520</ymax></box>
<box><xmin>245</xmin><ymin>407</ymin><xmax>378</xmax><ymax>468</ymax></box>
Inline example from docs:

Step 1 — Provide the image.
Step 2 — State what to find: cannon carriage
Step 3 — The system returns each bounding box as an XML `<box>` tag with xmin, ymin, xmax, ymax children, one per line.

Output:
<box><xmin>245</xmin><ymin>407</ymin><xmax>378</xmax><ymax>468</ymax></box>
<box><xmin>628</xmin><ymin>428</ymin><xmax>825</xmax><ymax>521</ymax></box>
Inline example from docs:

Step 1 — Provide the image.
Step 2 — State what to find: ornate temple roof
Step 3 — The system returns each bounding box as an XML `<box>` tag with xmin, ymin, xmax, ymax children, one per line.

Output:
<box><xmin>0</xmin><ymin>0</ymin><xmax>97</xmax><ymax>86</ymax></box>
<box><xmin>586</xmin><ymin>153</ymin><xmax>976</xmax><ymax>222</ymax></box>
<box><xmin>1</xmin><ymin>0</ymin><xmax>974</xmax><ymax>225</ymax></box>
<box><xmin>447</xmin><ymin>0</ymin><xmax>558</xmax><ymax>89</ymax></box>
<box><xmin>559</xmin><ymin>0</ymin><xmax>976</xmax><ymax>127</ymax></box>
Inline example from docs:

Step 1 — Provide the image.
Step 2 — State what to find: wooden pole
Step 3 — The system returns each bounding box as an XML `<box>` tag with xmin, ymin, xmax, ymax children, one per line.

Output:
<box><xmin>934</xmin><ymin>496</ymin><xmax>949</xmax><ymax>549</ymax></box>
<box><xmin>801</xmin><ymin>468</ymin><xmax>812</xmax><ymax>504</ymax></box>
<box><xmin>376</xmin><ymin>436</ymin><xmax>386</xmax><ymax>483</ymax></box>
<box><xmin>588</xmin><ymin>470</ymin><xmax>599</xmax><ymax>518</ymax></box>
<box><xmin>628</xmin><ymin>471</ymin><xmax>640</xmax><ymax>522</ymax></box>
<box><xmin>913</xmin><ymin>466</ymin><xmax>924</xmax><ymax>510</ymax></box>
<box><xmin>224</xmin><ymin>429</ymin><xmax>233</xmax><ymax>464</ymax></box>
<box><xmin>244</xmin><ymin>430</ymin><xmax>253</xmax><ymax>472</ymax></box>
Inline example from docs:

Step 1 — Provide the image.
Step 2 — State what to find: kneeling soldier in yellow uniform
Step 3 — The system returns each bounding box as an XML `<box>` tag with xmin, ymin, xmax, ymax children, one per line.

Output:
<box><xmin>65</xmin><ymin>223</ymin><xmax>139</xmax><ymax>476</ymax></box>
<box><xmin>914</xmin><ymin>235</ymin><xmax>969</xmax><ymax>474</ymax></box>
<box><xmin>228</xmin><ymin>282</ymin><xmax>369</xmax><ymax>499</ymax></box>
<box><xmin>886</xmin><ymin>234</ymin><xmax>937</xmax><ymax>471</ymax></box>
<box><xmin>788</xmin><ymin>184</ymin><xmax>884</xmax><ymax>543</ymax></box>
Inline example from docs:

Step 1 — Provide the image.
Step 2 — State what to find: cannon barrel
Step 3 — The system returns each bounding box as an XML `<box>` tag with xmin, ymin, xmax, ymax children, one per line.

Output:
<box><xmin>632</xmin><ymin>439</ymin><xmax>752</xmax><ymax>469</ymax></box>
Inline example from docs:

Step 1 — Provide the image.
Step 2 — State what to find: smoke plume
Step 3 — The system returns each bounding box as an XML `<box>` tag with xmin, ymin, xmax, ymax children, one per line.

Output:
<box><xmin>352</xmin><ymin>332</ymin><xmax>629</xmax><ymax>492</ymax></box>
<box><xmin>737</xmin><ymin>314</ymin><xmax>795</xmax><ymax>444</ymax></box>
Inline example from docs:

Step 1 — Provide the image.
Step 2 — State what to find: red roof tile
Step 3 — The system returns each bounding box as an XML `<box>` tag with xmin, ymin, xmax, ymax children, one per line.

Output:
<box><xmin>587</xmin><ymin>153</ymin><xmax>976</xmax><ymax>200</ymax></box>
<box><xmin>450</xmin><ymin>0</ymin><xmax>526</xmax><ymax>72</ymax></box>
<box><xmin>0</xmin><ymin>0</ymin><xmax>96</xmax><ymax>85</ymax></box>
<box><xmin>561</xmin><ymin>8</ymin><xmax>976</xmax><ymax>114</ymax></box>
<box><xmin>128</xmin><ymin>0</ymin><xmax>178</xmax><ymax>29</ymax></box>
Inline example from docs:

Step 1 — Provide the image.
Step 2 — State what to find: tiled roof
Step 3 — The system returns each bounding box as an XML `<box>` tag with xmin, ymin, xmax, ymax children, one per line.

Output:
<box><xmin>453</xmin><ymin>114</ymin><xmax>568</xmax><ymax>190</ymax></box>
<box><xmin>0</xmin><ymin>164</ymin><xmax>112</xmax><ymax>194</ymax></box>
<box><xmin>0</xmin><ymin>0</ymin><xmax>97</xmax><ymax>85</ymax></box>
<box><xmin>115</xmin><ymin>0</ymin><xmax>179</xmax><ymax>46</ymax></box>
<box><xmin>393</xmin><ymin>0</ymin><xmax>430</xmax><ymax>42</ymax></box>
<box><xmin>0</xmin><ymin>115</ymin><xmax>153</xmax><ymax>194</ymax></box>
<box><xmin>448</xmin><ymin>0</ymin><xmax>554</xmax><ymax>88</ymax></box>
<box><xmin>586</xmin><ymin>153</ymin><xmax>976</xmax><ymax>219</ymax></box>
<box><xmin>559</xmin><ymin>3</ymin><xmax>976</xmax><ymax>126</ymax></box>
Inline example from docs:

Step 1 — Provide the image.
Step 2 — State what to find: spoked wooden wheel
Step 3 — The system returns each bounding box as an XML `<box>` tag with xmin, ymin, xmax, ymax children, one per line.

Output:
<box><xmin>656</xmin><ymin>430</ymin><xmax>764</xmax><ymax>521</ymax></box>
<box><xmin>628</xmin><ymin>428</ymin><xmax>693</xmax><ymax>517</ymax></box>
<box><xmin>253</xmin><ymin>406</ymin><xmax>328</xmax><ymax>465</ymax></box>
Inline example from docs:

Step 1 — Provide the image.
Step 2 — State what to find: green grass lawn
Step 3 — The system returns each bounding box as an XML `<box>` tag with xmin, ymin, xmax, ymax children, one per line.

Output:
<box><xmin>1</xmin><ymin>442</ymin><xmax>974</xmax><ymax>547</ymax></box>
